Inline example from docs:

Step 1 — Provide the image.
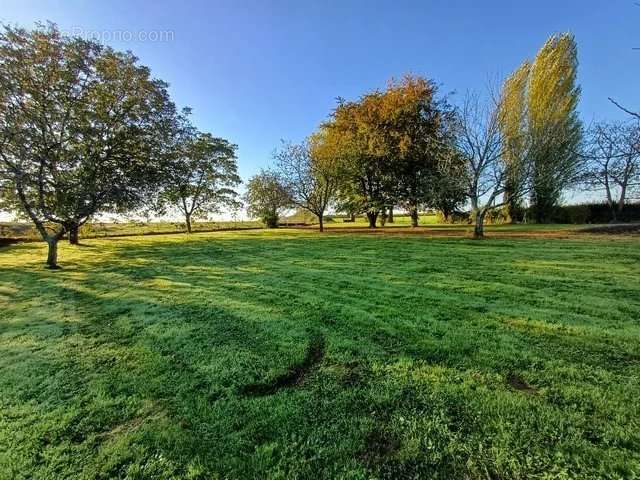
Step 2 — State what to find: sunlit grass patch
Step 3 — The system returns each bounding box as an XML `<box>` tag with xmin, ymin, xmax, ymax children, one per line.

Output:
<box><xmin>1</xmin><ymin>230</ymin><xmax>639</xmax><ymax>478</ymax></box>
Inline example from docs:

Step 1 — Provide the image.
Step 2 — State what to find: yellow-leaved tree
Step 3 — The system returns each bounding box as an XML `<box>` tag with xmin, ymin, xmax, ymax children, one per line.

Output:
<box><xmin>527</xmin><ymin>33</ymin><xmax>582</xmax><ymax>222</ymax></box>
<box><xmin>499</xmin><ymin>61</ymin><xmax>530</xmax><ymax>223</ymax></box>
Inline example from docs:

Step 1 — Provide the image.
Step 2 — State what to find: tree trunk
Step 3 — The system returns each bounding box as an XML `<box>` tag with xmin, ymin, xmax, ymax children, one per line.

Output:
<box><xmin>410</xmin><ymin>207</ymin><xmax>419</xmax><ymax>228</ymax></box>
<box><xmin>609</xmin><ymin>202</ymin><xmax>618</xmax><ymax>223</ymax></box>
<box><xmin>504</xmin><ymin>188</ymin><xmax>518</xmax><ymax>224</ymax></box>
<box><xmin>265</xmin><ymin>211</ymin><xmax>278</xmax><ymax>228</ymax></box>
<box><xmin>439</xmin><ymin>205</ymin><xmax>451</xmax><ymax>223</ymax></box>
<box><xmin>350</xmin><ymin>212</ymin><xmax>356</xmax><ymax>222</ymax></box>
<box><xmin>387</xmin><ymin>206</ymin><xmax>394</xmax><ymax>223</ymax></box>
<box><xmin>366</xmin><ymin>211</ymin><xmax>378</xmax><ymax>228</ymax></box>
<box><xmin>473</xmin><ymin>210</ymin><xmax>486</xmax><ymax>239</ymax></box>
<box><xmin>46</xmin><ymin>237</ymin><xmax>60</xmax><ymax>269</ymax></box>
<box><xmin>616</xmin><ymin>186</ymin><xmax>627</xmax><ymax>222</ymax></box>
<box><xmin>318</xmin><ymin>215</ymin><xmax>324</xmax><ymax>232</ymax></box>
<box><xmin>185</xmin><ymin>213</ymin><xmax>192</xmax><ymax>233</ymax></box>
<box><xmin>68</xmin><ymin>224</ymin><xmax>79</xmax><ymax>245</ymax></box>
<box><xmin>616</xmin><ymin>202</ymin><xmax>624</xmax><ymax>222</ymax></box>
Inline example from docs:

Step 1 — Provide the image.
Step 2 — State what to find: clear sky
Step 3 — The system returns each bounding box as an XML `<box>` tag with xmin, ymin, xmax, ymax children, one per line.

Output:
<box><xmin>2</xmin><ymin>0</ymin><xmax>639</xmax><ymax>208</ymax></box>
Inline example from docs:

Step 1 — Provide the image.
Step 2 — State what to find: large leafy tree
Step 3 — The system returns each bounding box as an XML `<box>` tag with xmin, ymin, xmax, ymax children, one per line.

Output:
<box><xmin>527</xmin><ymin>33</ymin><xmax>582</xmax><ymax>222</ymax></box>
<box><xmin>383</xmin><ymin>77</ymin><xmax>459</xmax><ymax>227</ymax></box>
<box><xmin>320</xmin><ymin>76</ymin><xmax>457</xmax><ymax>228</ymax></box>
<box><xmin>0</xmin><ymin>23</ymin><xmax>175</xmax><ymax>267</ymax></box>
<box><xmin>321</xmin><ymin>95</ymin><xmax>389</xmax><ymax>228</ymax></box>
<box><xmin>159</xmin><ymin>112</ymin><xmax>241</xmax><ymax>233</ymax></box>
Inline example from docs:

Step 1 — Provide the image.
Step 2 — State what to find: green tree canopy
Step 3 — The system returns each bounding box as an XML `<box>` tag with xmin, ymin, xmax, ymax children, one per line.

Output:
<box><xmin>274</xmin><ymin>137</ymin><xmax>341</xmax><ymax>232</ymax></box>
<box><xmin>0</xmin><ymin>23</ymin><xmax>176</xmax><ymax>267</ymax></box>
<box><xmin>244</xmin><ymin>170</ymin><xmax>290</xmax><ymax>228</ymax></box>
<box><xmin>499</xmin><ymin>61</ymin><xmax>531</xmax><ymax>222</ymax></box>
<box><xmin>319</xmin><ymin>75</ymin><xmax>458</xmax><ymax>227</ymax></box>
<box><xmin>158</xmin><ymin>110</ymin><xmax>241</xmax><ymax>233</ymax></box>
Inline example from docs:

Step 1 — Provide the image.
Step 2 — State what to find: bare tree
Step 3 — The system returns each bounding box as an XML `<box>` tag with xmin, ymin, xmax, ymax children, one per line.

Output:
<box><xmin>274</xmin><ymin>138</ymin><xmax>341</xmax><ymax>232</ymax></box>
<box><xmin>609</xmin><ymin>98</ymin><xmax>640</xmax><ymax>122</ymax></box>
<box><xmin>583</xmin><ymin>121</ymin><xmax>640</xmax><ymax>221</ymax></box>
<box><xmin>456</xmin><ymin>92</ymin><xmax>529</xmax><ymax>238</ymax></box>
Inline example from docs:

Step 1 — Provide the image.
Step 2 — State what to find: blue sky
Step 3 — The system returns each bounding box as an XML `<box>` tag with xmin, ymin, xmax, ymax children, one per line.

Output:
<box><xmin>2</xmin><ymin>0</ymin><xmax>639</xmax><ymax>198</ymax></box>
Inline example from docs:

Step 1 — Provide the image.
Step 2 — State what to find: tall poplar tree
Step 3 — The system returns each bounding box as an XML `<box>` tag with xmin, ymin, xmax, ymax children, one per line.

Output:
<box><xmin>499</xmin><ymin>61</ymin><xmax>530</xmax><ymax>222</ymax></box>
<box><xmin>527</xmin><ymin>33</ymin><xmax>582</xmax><ymax>222</ymax></box>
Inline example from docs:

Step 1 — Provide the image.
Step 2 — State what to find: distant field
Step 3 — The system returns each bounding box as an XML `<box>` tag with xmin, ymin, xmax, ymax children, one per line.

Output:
<box><xmin>323</xmin><ymin>213</ymin><xmax>441</xmax><ymax>227</ymax></box>
<box><xmin>1</xmin><ymin>229</ymin><xmax>639</xmax><ymax>478</ymax></box>
<box><xmin>0</xmin><ymin>219</ymin><xmax>261</xmax><ymax>240</ymax></box>
<box><xmin>0</xmin><ymin>214</ymin><xmax>592</xmax><ymax>242</ymax></box>
<box><xmin>1</xmin><ymin>214</ymin><xmax>438</xmax><ymax>240</ymax></box>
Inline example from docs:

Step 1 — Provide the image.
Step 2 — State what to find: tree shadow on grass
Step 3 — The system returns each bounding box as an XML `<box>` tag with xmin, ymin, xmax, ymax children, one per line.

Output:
<box><xmin>2</xmin><ymin>234</ymin><xmax>640</xmax><ymax>477</ymax></box>
<box><xmin>0</xmin><ymin>263</ymin><xmax>340</xmax><ymax>476</ymax></box>
<box><xmin>3</xmin><ymin>233</ymin><xmax>639</xmax><ymax>376</ymax></box>
<box><xmin>240</xmin><ymin>333</ymin><xmax>326</xmax><ymax>397</ymax></box>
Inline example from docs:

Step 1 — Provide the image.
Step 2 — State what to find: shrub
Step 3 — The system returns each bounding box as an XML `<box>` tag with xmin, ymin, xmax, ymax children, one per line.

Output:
<box><xmin>485</xmin><ymin>208</ymin><xmax>508</xmax><ymax>225</ymax></box>
<box><xmin>261</xmin><ymin>211</ymin><xmax>279</xmax><ymax>228</ymax></box>
<box><xmin>436</xmin><ymin>210</ymin><xmax>470</xmax><ymax>224</ymax></box>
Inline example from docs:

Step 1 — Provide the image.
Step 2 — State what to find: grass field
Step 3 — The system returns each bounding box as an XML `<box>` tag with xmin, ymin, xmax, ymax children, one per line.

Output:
<box><xmin>1</xmin><ymin>229</ymin><xmax>639</xmax><ymax>479</ymax></box>
<box><xmin>0</xmin><ymin>215</ymin><xmax>436</xmax><ymax>240</ymax></box>
<box><xmin>0</xmin><ymin>220</ymin><xmax>261</xmax><ymax>240</ymax></box>
<box><xmin>0</xmin><ymin>213</ymin><xmax>586</xmax><ymax>241</ymax></box>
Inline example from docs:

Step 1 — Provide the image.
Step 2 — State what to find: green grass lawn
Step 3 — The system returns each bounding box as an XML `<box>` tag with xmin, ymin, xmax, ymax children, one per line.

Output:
<box><xmin>1</xmin><ymin>230</ymin><xmax>639</xmax><ymax>479</ymax></box>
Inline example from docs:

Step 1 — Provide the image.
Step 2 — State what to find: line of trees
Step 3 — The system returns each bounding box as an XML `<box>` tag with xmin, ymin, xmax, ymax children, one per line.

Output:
<box><xmin>246</xmin><ymin>76</ymin><xmax>466</xmax><ymax>231</ymax></box>
<box><xmin>1</xmin><ymin>24</ymin><xmax>636</xmax><ymax>266</ymax></box>
<box><xmin>247</xmin><ymin>33</ymin><xmax>599</xmax><ymax>237</ymax></box>
<box><xmin>0</xmin><ymin>24</ymin><xmax>240</xmax><ymax>267</ymax></box>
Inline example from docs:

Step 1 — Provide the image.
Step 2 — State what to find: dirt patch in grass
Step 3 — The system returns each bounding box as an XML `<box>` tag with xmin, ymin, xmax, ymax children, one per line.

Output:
<box><xmin>506</xmin><ymin>373</ymin><xmax>538</xmax><ymax>396</ymax></box>
<box><xmin>361</xmin><ymin>429</ymin><xmax>401</xmax><ymax>466</ymax></box>
<box><xmin>241</xmin><ymin>334</ymin><xmax>326</xmax><ymax>397</ymax></box>
<box><xmin>340</xmin><ymin>361</ymin><xmax>366</xmax><ymax>386</ymax></box>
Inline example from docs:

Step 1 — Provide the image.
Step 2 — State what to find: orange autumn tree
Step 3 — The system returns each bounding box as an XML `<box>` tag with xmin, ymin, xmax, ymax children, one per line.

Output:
<box><xmin>319</xmin><ymin>75</ymin><xmax>458</xmax><ymax>227</ymax></box>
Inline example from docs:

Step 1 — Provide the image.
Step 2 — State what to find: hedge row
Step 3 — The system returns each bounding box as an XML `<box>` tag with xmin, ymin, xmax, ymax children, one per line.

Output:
<box><xmin>436</xmin><ymin>203</ymin><xmax>640</xmax><ymax>225</ymax></box>
<box><xmin>543</xmin><ymin>203</ymin><xmax>640</xmax><ymax>224</ymax></box>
